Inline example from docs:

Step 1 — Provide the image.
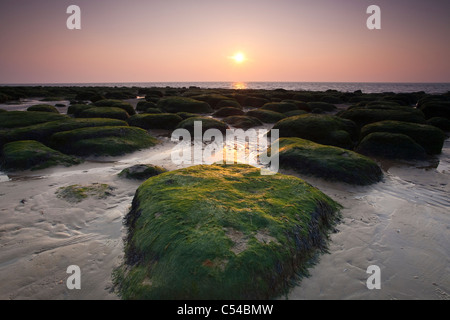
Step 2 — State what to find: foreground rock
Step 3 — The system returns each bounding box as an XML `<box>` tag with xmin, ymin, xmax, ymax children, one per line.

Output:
<box><xmin>356</xmin><ymin>132</ymin><xmax>427</xmax><ymax>160</ymax></box>
<box><xmin>78</xmin><ymin>107</ymin><xmax>130</xmax><ymax>120</ymax></box>
<box><xmin>223</xmin><ymin>116</ymin><xmax>264</xmax><ymax>130</ymax></box>
<box><xmin>246</xmin><ymin>109</ymin><xmax>286</xmax><ymax>123</ymax></box>
<box><xmin>175</xmin><ymin>117</ymin><xmax>229</xmax><ymax>136</ymax></box>
<box><xmin>127</xmin><ymin>114</ymin><xmax>183</xmax><ymax>130</ymax></box>
<box><xmin>119</xmin><ymin>164</ymin><xmax>168</xmax><ymax>180</ymax></box>
<box><xmin>0</xmin><ymin>111</ymin><xmax>67</xmax><ymax>129</ymax></box>
<box><xmin>360</xmin><ymin>121</ymin><xmax>446</xmax><ymax>155</ymax></box>
<box><xmin>274</xmin><ymin>138</ymin><xmax>383</xmax><ymax>185</ymax></box>
<box><xmin>27</xmin><ymin>104</ymin><xmax>59</xmax><ymax>113</ymax></box>
<box><xmin>114</xmin><ymin>164</ymin><xmax>341</xmax><ymax>299</ymax></box>
<box><xmin>157</xmin><ymin>97</ymin><xmax>213</xmax><ymax>114</ymax></box>
<box><xmin>50</xmin><ymin>126</ymin><xmax>158</xmax><ymax>157</ymax></box>
<box><xmin>1</xmin><ymin>140</ymin><xmax>82</xmax><ymax>171</ymax></box>
<box><xmin>273</xmin><ymin>114</ymin><xmax>358</xmax><ymax>149</ymax></box>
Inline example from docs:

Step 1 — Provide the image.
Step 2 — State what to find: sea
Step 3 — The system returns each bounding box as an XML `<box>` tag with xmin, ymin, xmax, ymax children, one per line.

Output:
<box><xmin>3</xmin><ymin>82</ymin><xmax>450</xmax><ymax>94</ymax></box>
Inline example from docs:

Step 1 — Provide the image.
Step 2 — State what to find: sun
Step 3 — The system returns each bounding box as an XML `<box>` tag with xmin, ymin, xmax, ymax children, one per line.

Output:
<box><xmin>231</xmin><ymin>52</ymin><xmax>246</xmax><ymax>64</ymax></box>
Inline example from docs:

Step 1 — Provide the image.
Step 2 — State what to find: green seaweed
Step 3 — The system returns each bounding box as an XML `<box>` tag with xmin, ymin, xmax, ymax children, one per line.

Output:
<box><xmin>127</xmin><ymin>114</ymin><xmax>183</xmax><ymax>130</ymax></box>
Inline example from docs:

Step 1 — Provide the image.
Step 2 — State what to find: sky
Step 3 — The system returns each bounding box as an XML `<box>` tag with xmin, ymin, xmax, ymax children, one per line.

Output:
<box><xmin>0</xmin><ymin>0</ymin><xmax>449</xmax><ymax>84</ymax></box>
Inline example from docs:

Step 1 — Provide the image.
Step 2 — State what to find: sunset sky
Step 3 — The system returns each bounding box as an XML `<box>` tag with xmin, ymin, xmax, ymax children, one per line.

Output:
<box><xmin>1</xmin><ymin>0</ymin><xmax>449</xmax><ymax>84</ymax></box>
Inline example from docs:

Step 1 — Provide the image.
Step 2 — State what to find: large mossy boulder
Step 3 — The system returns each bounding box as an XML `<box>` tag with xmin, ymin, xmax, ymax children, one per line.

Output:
<box><xmin>306</xmin><ymin>102</ymin><xmax>337</xmax><ymax>112</ymax></box>
<box><xmin>0</xmin><ymin>111</ymin><xmax>68</xmax><ymax>129</ymax></box>
<box><xmin>119</xmin><ymin>164</ymin><xmax>168</xmax><ymax>180</ymax></box>
<box><xmin>273</xmin><ymin>114</ymin><xmax>358</xmax><ymax>149</ymax></box>
<box><xmin>273</xmin><ymin>138</ymin><xmax>383</xmax><ymax>185</ymax></box>
<box><xmin>67</xmin><ymin>104</ymin><xmax>95</xmax><ymax>117</ymax></box>
<box><xmin>356</xmin><ymin>132</ymin><xmax>427</xmax><ymax>160</ymax></box>
<box><xmin>246</xmin><ymin>110</ymin><xmax>286</xmax><ymax>124</ymax></box>
<box><xmin>190</xmin><ymin>94</ymin><xmax>232</xmax><ymax>109</ymax></box>
<box><xmin>223</xmin><ymin>116</ymin><xmax>264</xmax><ymax>130</ymax></box>
<box><xmin>419</xmin><ymin>102</ymin><xmax>450</xmax><ymax>120</ymax></box>
<box><xmin>0</xmin><ymin>118</ymin><xmax>128</xmax><ymax>148</ymax></box>
<box><xmin>50</xmin><ymin>126</ymin><xmax>158</xmax><ymax>157</ymax></box>
<box><xmin>127</xmin><ymin>114</ymin><xmax>183</xmax><ymax>130</ymax></box>
<box><xmin>176</xmin><ymin>117</ymin><xmax>229</xmax><ymax>136</ymax></box>
<box><xmin>27</xmin><ymin>104</ymin><xmax>59</xmax><ymax>114</ymax></box>
<box><xmin>213</xmin><ymin>107</ymin><xmax>245</xmax><ymax>118</ymax></box>
<box><xmin>114</xmin><ymin>164</ymin><xmax>342</xmax><ymax>300</ymax></box>
<box><xmin>339</xmin><ymin>107</ymin><xmax>426</xmax><ymax>128</ymax></box>
<box><xmin>94</xmin><ymin>99</ymin><xmax>136</xmax><ymax>116</ymax></box>
<box><xmin>1</xmin><ymin>140</ymin><xmax>82</xmax><ymax>171</ymax></box>
<box><xmin>243</xmin><ymin>96</ymin><xmax>270</xmax><ymax>108</ymax></box>
<box><xmin>216</xmin><ymin>99</ymin><xmax>243</xmax><ymax>110</ymax></box>
<box><xmin>261</xmin><ymin>102</ymin><xmax>298</xmax><ymax>114</ymax></box>
<box><xmin>78</xmin><ymin>107</ymin><xmax>130</xmax><ymax>121</ymax></box>
<box><xmin>0</xmin><ymin>109</ymin><xmax>7</xmax><ymax>113</ymax></box>
<box><xmin>360</xmin><ymin>121</ymin><xmax>446</xmax><ymax>155</ymax></box>
<box><xmin>157</xmin><ymin>97</ymin><xmax>213</xmax><ymax>114</ymax></box>
<box><xmin>136</xmin><ymin>101</ymin><xmax>158</xmax><ymax>112</ymax></box>
<box><xmin>427</xmin><ymin>117</ymin><xmax>450</xmax><ymax>132</ymax></box>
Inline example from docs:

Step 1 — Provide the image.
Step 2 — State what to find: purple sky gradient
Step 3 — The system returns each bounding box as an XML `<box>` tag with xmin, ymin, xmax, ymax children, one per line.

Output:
<box><xmin>0</xmin><ymin>0</ymin><xmax>449</xmax><ymax>84</ymax></box>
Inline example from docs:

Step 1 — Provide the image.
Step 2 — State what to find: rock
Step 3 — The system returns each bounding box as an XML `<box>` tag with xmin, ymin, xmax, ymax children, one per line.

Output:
<box><xmin>427</xmin><ymin>117</ymin><xmax>450</xmax><ymax>132</ymax></box>
<box><xmin>419</xmin><ymin>101</ymin><xmax>450</xmax><ymax>120</ymax></box>
<box><xmin>176</xmin><ymin>112</ymin><xmax>198</xmax><ymax>120</ymax></box>
<box><xmin>216</xmin><ymin>99</ymin><xmax>243</xmax><ymax>110</ymax></box>
<box><xmin>213</xmin><ymin>107</ymin><xmax>245</xmax><ymax>118</ymax></box>
<box><xmin>94</xmin><ymin>99</ymin><xmax>136</xmax><ymax>116</ymax></box>
<box><xmin>27</xmin><ymin>104</ymin><xmax>59</xmax><ymax>114</ymax></box>
<box><xmin>157</xmin><ymin>97</ymin><xmax>213</xmax><ymax>114</ymax></box>
<box><xmin>136</xmin><ymin>101</ymin><xmax>158</xmax><ymax>112</ymax></box>
<box><xmin>339</xmin><ymin>106</ymin><xmax>426</xmax><ymax>128</ymax></box>
<box><xmin>356</xmin><ymin>132</ymin><xmax>427</xmax><ymax>160</ymax></box>
<box><xmin>283</xmin><ymin>110</ymin><xmax>308</xmax><ymax>118</ymax></box>
<box><xmin>67</xmin><ymin>104</ymin><xmax>95</xmax><ymax>117</ymax></box>
<box><xmin>114</xmin><ymin>164</ymin><xmax>341</xmax><ymax>299</ymax></box>
<box><xmin>78</xmin><ymin>107</ymin><xmax>130</xmax><ymax>121</ymax></box>
<box><xmin>49</xmin><ymin>126</ymin><xmax>158</xmax><ymax>157</ymax></box>
<box><xmin>260</xmin><ymin>102</ymin><xmax>298</xmax><ymax>114</ymax></box>
<box><xmin>222</xmin><ymin>116</ymin><xmax>264</xmax><ymax>130</ymax></box>
<box><xmin>245</xmin><ymin>110</ymin><xmax>286</xmax><ymax>123</ymax></box>
<box><xmin>273</xmin><ymin>114</ymin><xmax>358</xmax><ymax>149</ymax></box>
<box><xmin>307</xmin><ymin>102</ymin><xmax>337</xmax><ymax>112</ymax></box>
<box><xmin>175</xmin><ymin>117</ymin><xmax>229</xmax><ymax>136</ymax></box>
<box><xmin>0</xmin><ymin>111</ymin><xmax>68</xmax><ymax>129</ymax></box>
<box><xmin>274</xmin><ymin>138</ymin><xmax>383</xmax><ymax>185</ymax></box>
<box><xmin>119</xmin><ymin>164</ymin><xmax>168</xmax><ymax>180</ymax></box>
<box><xmin>1</xmin><ymin>140</ymin><xmax>82</xmax><ymax>171</ymax></box>
<box><xmin>243</xmin><ymin>96</ymin><xmax>271</xmax><ymax>108</ymax></box>
<box><xmin>360</xmin><ymin>120</ymin><xmax>446</xmax><ymax>155</ymax></box>
<box><xmin>0</xmin><ymin>109</ymin><xmax>6</xmax><ymax>113</ymax></box>
<box><xmin>143</xmin><ymin>108</ymin><xmax>163</xmax><ymax>114</ymax></box>
<box><xmin>190</xmin><ymin>94</ymin><xmax>231</xmax><ymax>109</ymax></box>
<box><xmin>127</xmin><ymin>114</ymin><xmax>183</xmax><ymax>130</ymax></box>
<box><xmin>0</xmin><ymin>118</ymin><xmax>128</xmax><ymax>149</ymax></box>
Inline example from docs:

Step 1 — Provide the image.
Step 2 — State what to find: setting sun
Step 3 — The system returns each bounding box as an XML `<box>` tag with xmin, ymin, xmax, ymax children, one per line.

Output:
<box><xmin>231</xmin><ymin>52</ymin><xmax>246</xmax><ymax>64</ymax></box>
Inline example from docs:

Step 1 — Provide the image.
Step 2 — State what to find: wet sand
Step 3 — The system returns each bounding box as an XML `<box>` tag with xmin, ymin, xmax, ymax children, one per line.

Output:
<box><xmin>0</xmin><ymin>101</ymin><xmax>449</xmax><ymax>300</ymax></box>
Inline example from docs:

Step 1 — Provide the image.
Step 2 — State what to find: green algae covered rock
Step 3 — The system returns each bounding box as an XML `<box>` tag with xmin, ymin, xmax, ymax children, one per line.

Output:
<box><xmin>157</xmin><ymin>97</ymin><xmax>213</xmax><ymax>114</ymax></box>
<box><xmin>1</xmin><ymin>140</ymin><xmax>82</xmax><ymax>171</ymax></box>
<box><xmin>273</xmin><ymin>138</ymin><xmax>383</xmax><ymax>185</ymax></box>
<box><xmin>176</xmin><ymin>117</ymin><xmax>229</xmax><ymax>136</ymax></box>
<box><xmin>27</xmin><ymin>104</ymin><xmax>59</xmax><ymax>114</ymax></box>
<box><xmin>223</xmin><ymin>116</ymin><xmax>264</xmax><ymax>130</ymax></box>
<box><xmin>127</xmin><ymin>114</ymin><xmax>183</xmax><ymax>130</ymax></box>
<box><xmin>114</xmin><ymin>164</ymin><xmax>341</xmax><ymax>300</ymax></box>
<box><xmin>78</xmin><ymin>107</ymin><xmax>130</xmax><ymax>121</ymax></box>
<box><xmin>119</xmin><ymin>164</ymin><xmax>168</xmax><ymax>180</ymax></box>
<box><xmin>0</xmin><ymin>111</ymin><xmax>68</xmax><ymax>129</ymax></box>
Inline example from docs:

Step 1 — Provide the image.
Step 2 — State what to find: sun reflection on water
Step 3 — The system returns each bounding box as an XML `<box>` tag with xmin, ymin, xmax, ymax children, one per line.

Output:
<box><xmin>232</xmin><ymin>82</ymin><xmax>248</xmax><ymax>90</ymax></box>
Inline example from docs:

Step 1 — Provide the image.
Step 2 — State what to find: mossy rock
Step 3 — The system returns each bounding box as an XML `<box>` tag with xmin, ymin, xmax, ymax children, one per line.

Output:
<box><xmin>157</xmin><ymin>97</ymin><xmax>213</xmax><ymax>114</ymax></box>
<box><xmin>67</xmin><ymin>104</ymin><xmax>95</xmax><ymax>117</ymax></box>
<box><xmin>213</xmin><ymin>107</ymin><xmax>245</xmax><ymax>118</ymax></box>
<box><xmin>273</xmin><ymin>114</ymin><xmax>358</xmax><ymax>149</ymax></box>
<box><xmin>127</xmin><ymin>114</ymin><xmax>183</xmax><ymax>130</ymax></box>
<box><xmin>94</xmin><ymin>99</ymin><xmax>136</xmax><ymax>116</ymax></box>
<box><xmin>273</xmin><ymin>138</ymin><xmax>383</xmax><ymax>185</ymax></box>
<box><xmin>136</xmin><ymin>101</ymin><xmax>158</xmax><ymax>112</ymax></box>
<box><xmin>176</xmin><ymin>112</ymin><xmax>198</xmax><ymax>120</ymax></box>
<box><xmin>27</xmin><ymin>104</ymin><xmax>59</xmax><ymax>114</ymax></box>
<box><xmin>114</xmin><ymin>164</ymin><xmax>341</xmax><ymax>300</ymax></box>
<box><xmin>0</xmin><ymin>109</ymin><xmax>7</xmax><ymax>113</ymax></box>
<box><xmin>0</xmin><ymin>111</ymin><xmax>68</xmax><ymax>129</ymax></box>
<box><xmin>0</xmin><ymin>118</ymin><xmax>128</xmax><ymax>148</ymax></box>
<box><xmin>339</xmin><ymin>107</ymin><xmax>426</xmax><ymax>128</ymax></box>
<box><xmin>284</xmin><ymin>110</ymin><xmax>308</xmax><ymax>118</ymax></box>
<box><xmin>282</xmin><ymin>100</ymin><xmax>311</xmax><ymax>112</ymax></box>
<box><xmin>190</xmin><ymin>94</ymin><xmax>232</xmax><ymax>109</ymax></box>
<box><xmin>78</xmin><ymin>107</ymin><xmax>130</xmax><ymax>121</ymax></box>
<box><xmin>360</xmin><ymin>120</ymin><xmax>446</xmax><ymax>155</ymax></box>
<box><xmin>49</xmin><ymin>126</ymin><xmax>158</xmax><ymax>157</ymax></box>
<box><xmin>246</xmin><ymin>110</ymin><xmax>286</xmax><ymax>124</ymax></box>
<box><xmin>419</xmin><ymin>102</ymin><xmax>450</xmax><ymax>120</ymax></box>
<box><xmin>427</xmin><ymin>117</ymin><xmax>450</xmax><ymax>132</ymax></box>
<box><xmin>356</xmin><ymin>132</ymin><xmax>427</xmax><ymax>160</ymax></box>
<box><xmin>1</xmin><ymin>140</ymin><xmax>82</xmax><ymax>171</ymax></box>
<box><xmin>119</xmin><ymin>164</ymin><xmax>168</xmax><ymax>180</ymax></box>
<box><xmin>223</xmin><ymin>116</ymin><xmax>264</xmax><ymax>130</ymax></box>
<box><xmin>143</xmin><ymin>108</ymin><xmax>163</xmax><ymax>114</ymax></box>
<box><xmin>176</xmin><ymin>117</ymin><xmax>229</xmax><ymax>136</ymax></box>
<box><xmin>56</xmin><ymin>183</ymin><xmax>114</xmax><ymax>203</ymax></box>
<box><xmin>216</xmin><ymin>99</ymin><xmax>243</xmax><ymax>110</ymax></box>
<box><xmin>243</xmin><ymin>96</ymin><xmax>271</xmax><ymax>108</ymax></box>
<box><xmin>261</xmin><ymin>102</ymin><xmax>298</xmax><ymax>114</ymax></box>
<box><xmin>307</xmin><ymin>102</ymin><xmax>336</xmax><ymax>112</ymax></box>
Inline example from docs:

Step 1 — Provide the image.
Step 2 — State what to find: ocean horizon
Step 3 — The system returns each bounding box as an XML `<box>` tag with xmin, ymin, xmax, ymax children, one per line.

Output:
<box><xmin>2</xmin><ymin>82</ymin><xmax>450</xmax><ymax>94</ymax></box>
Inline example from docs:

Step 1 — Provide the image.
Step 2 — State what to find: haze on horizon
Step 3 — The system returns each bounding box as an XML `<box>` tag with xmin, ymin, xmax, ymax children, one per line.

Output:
<box><xmin>0</xmin><ymin>0</ymin><xmax>449</xmax><ymax>84</ymax></box>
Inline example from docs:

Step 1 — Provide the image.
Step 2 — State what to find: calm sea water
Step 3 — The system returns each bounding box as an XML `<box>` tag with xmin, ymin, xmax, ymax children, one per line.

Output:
<box><xmin>4</xmin><ymin>82</ymin><xmax>450</xmax><ymax>94</ymax></box>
